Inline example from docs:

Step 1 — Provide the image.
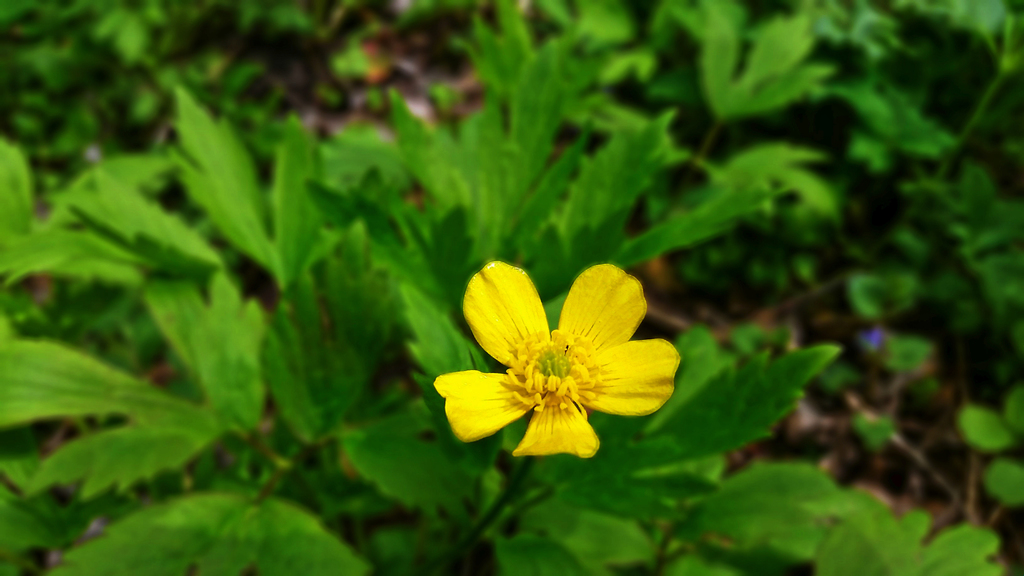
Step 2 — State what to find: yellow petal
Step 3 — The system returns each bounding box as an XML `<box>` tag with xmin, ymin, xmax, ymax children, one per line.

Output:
<box><xmin>512</xmin><ymin>405</ymin><xmax>599</xmax><ymax>458</ymax></box>
<box><xmin>558</xmin><ymin>264</ymin><xmax>646</xmax><ymax>351</ymax></box>
<box><xmin>434</xmin><ymin>371</ymin><xmax>531</xmax><ymax>442</ymax></box>
<box><xmin>464</xmin><ymin>261</ymin><xmax>549</xmax><ymax>365</ymax></box>
<box><xmin>587</xmin><ymin>339</ymin><xmax>679</xmax><ymax>416</ymax></box>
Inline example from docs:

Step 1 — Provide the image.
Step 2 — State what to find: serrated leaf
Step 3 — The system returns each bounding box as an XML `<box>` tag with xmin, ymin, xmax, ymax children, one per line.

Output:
<box><xmin>958</xmin><ymin>404</ymin><xmax>1018</xmax><ymax>452</ymax></box>
<box><xmin>174</xmin><ymin>88</ymin><xmax>279</xmax><ymax>277</ymax></box>
<box><xmin>816</xmin><ymin>498</ymin><xmax>1001</xmax><ymax>576</ymax></box>
<box><xmin>646</xmin><ymin>326</ymin><xmax>735</xmax><ymax>433</ymax></box>
<box><xmin>0</xmin><ymin>139</ymin><xmax>32</xmax><ymax>243</ymax></box>
<box><xmin>401</xmin><ymin>284</ymin><xmax>473</xmax><ymax>379</ymax></box>
<box><xmin>0</xmin><ymin>340</ymin><xmax>203</xmax><ymax>428</ymax></box>
<box><xmin>469</xmin><ymin>0</ymin><xmax>534</xmax><ymax>98</ymax></box>
<box><xmin>144</xmin><ymin>275</ymin><xmax>265</xmax><ymax>430</ymax></box>
<box><xmin>28</xmin><ymin>416</ymin><xmax>219</xmax><ymax>499</ymax></box>
<box><xmin>66</xmin><ymin>168</ymin><xmax>221</xmax><ymax>278</ymax></box>
<box><xmin>651</xmin><ymin>346</ymin><xmax>841</xmax><ymax>461</ymax></box>
<box><xmin>983</xmin><ymin>457</ymin><xmax>1024</xmax><ymax>507</ymax></box>
<box><xmin>519</xmin><ymin>497</ymin><xmax>652</xmax><ymax>574</ymax></box>
<box><xmin>273</xmin><ymin>117</ymin><xmax>322</xmax><ymax>288</ymax></box>
<box><xmin>510</xmin><ymin>41</ymin><xmax>573</xmax><ymax>199</ymax></box>
<box><xmin>678</xmin><ymin>463</ymin><xmax>855</xmax><ymax>561</ymax></box>
<box><xmin>50</xmin><ymin>494</ymin><xmax>369</xmax><ymax>576</ymax></box>
<box><xmin>699</xmin><ymin>5</ymin><xmax>833</xmax><ymax>120</ymax></box>
<box><xmin>342</xmin><ymin>411</ymin><xmax>473</xmax><ymax>513</ymax></box>
<box><xmin>707</xmin><ymin>144</ymin><xmax>835</xmax><ymax>216</ymax></box>
<box><xmin>264</xmin><ymin>247</ymin><xmax>386</xmax><ymax>442</ymax></box>
<box><xmin>496</xmin><ymin>535</ymin><xmax>588</xmax><ymax>576</ymax></box>
<box><xmin>617</xmin><ymin>185</ymin><xmax>773</xmax><ymax>267</ymax></box>
<box><xmin>0</xmin><ymin>230</ymin><xmax>143</xmax><ymax>286</ymax></box>
<box><xmin>560</xmin><ymin>113</ymin><xmax>673</xmax><ymax>241</ymax></box>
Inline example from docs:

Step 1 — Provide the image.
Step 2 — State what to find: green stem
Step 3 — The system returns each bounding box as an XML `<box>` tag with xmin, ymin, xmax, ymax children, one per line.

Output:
<box><xmin>937</xmin><ymin>71</ymin><xmax>1006</xmax><ymax>179</ymax></box>
<box><xmin>683</xmin><ymin>121</ymin><xmax>724</xmax><ymax>188</ymax></box>
<box><xmin>421</xmin><ymin>458</ymin><xmax>536</xmax><ymax>575</ymax></box>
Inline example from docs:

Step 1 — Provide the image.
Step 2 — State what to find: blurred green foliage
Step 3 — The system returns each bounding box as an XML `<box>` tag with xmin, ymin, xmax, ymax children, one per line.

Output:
<box><xmin>1</xmin><ymin>0</ymin><xmax>1023</xmax><ymax>574</ymax></box>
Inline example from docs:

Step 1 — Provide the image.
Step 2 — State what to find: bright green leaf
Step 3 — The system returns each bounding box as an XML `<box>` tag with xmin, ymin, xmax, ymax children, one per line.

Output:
<box><xmin>0</xmin><ymin>139</ymin><xmax>32</xmax><ymax>243</ymax></box>
<box><xmin>958</xmin><ymin>404</ymin><xmax>1018</xmax><ymax>452</ymax></box>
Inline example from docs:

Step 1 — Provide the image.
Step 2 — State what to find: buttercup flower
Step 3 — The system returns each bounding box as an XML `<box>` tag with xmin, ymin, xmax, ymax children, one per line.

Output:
<box><xmin>434</xmin><ymin>262</ymin><xmax>680</xmax><ymax>458</ymax></box>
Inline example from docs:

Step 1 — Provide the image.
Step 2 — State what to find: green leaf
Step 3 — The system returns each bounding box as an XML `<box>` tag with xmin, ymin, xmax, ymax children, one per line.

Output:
<box><xmin>884</xmin><ymin>335</ymin><xmax>932</xmax><ymax>372</ymax></box>
<box><xmin>496</xmin><ymin>535</ymin><xmax>588</xmax><ymax>576</ymax></box>
<box><xmin>399</xmin><ymin>283</ymin><xmax>502</xmax><ymax>473</ymax></box>
<box><xmin>401</xmin><ymin>284</ymin><xmax>473</xmax><ymax>379</ymax></box>
<box><xmin>144</xmin><ymin>275</ymin><xmax>265</xmax><ymax>430</ymax></box>
<box><xmin>816</xmin><ymin>499</ymin><xmax>1001</xmax><ymax>576</ymax></box>
<box><xmin>510</xmin><ymin>131</ymin><xmax>588</xmax><ymax>247</ymax></box>
<box><xmin>264</xmin><ymin>255</ymin><xmax>383</xmax><ymax>441</ymax></box>
<box><xmin>510</xmin><ymin>41</ymin><xmax>573</xmax><ymax>200</ymax></box>
<box><xmin>469</xmin><ymin>0</ymin><xmax>534</xmax><ymax>98</ymax></box>
<box><xmin>678</xmin><ymin>463</ymin><xmax>854</xmax><ymax>562</ymax></box>
<box><xmin>852</xmin><ymin>413</ymin><xmax>896</xmax><ymax>451</ymax></box>
<box><xmin>0</xmin><ymin>427</ymin><xmax>37</xmax><ymax>489</ymax></box>
<box><xmin>0</xmin><ymin>487</ymin><xmax>62</xmax><ymax>553</ymax></box>
<box><xmin>826</xmin><ymin>82</ymin><xmax>955</xmax><ymax>165</ymax></box>
<box><xmin>0</xmin><ymin>340</ymin><xmax>202</xmax><ymax>428</ymax></box>
<box><xmin>665</xmin><ymin>556</ymin><xmax>743</xmax><ymax>576</ymax></box>
<box><xmin>50</xmin><ymin>494</ymin><xmax>369</xmax><ymax>576</ymax></box>
<box><xmin>66</xmin><ymin>168</ymin><xmax>222</xmax><ymax>278</ymax></box>
<box><xmin>319</xmin><ymin>125</ymin><xmax>410</xmax><ymax>192</ymax></box>
<box><xmin>646</xmin><ymin>326</ymin><xmax>734</xmax><ymax>433</ymax></box>
<box><xmin>707</xmin><ymin>144</ymin><xmax>835</xmax><ymax>216</ymax></box>
<box><xmin>342</xmin><ymin>410</ymin><xmax>473</xmax><ymax>513</ymax></box>
<box><xmin>983</xmin><ymin>457</ymin><xmax>1024</xmax><ymax>507</ymax></box>
<box><xmin>560</xmin><ymin>113</ymin><xmax>673</xmax><ymax>241</ymax></box>
<box><xmin>0</xmin><ymin>139</ymin><xmax>32</xmax><ymax>243</ymax></box>
<box><xmin>617</xmin><ymin>185</ymin><xmax>773</xmax><ymax>267</ymax></box>
<box><xmin>700</xmin><ymin>5</ymin><xmax>833</xmax><ymax>120</ymax></box>
<box><xmin>519</xmin><ymin>497</ymin><xmax>652</xmax><ymax>574</ymax></box>
<box><xmin>273</xmin><ymin>117</ymin><xmax>322</xmax><ymax>288</ymax></box>
<box><xmin>652</xmin><ymin>345</ymin><xmax>841</xmax><ymax>461</ymax></box>
<box><xmin>1003</xmin><ymin>385</ymin><xmax>1024</xmax><ymax>435</ymax></box>
<box><xmin>958</xmin><ymin>404</ymin><xmax>1018</xmax><ymax>452</ymax></box>
<box><xmin>174</xmin><ymin>88</ymin><xmax>279</xmax><ymax>277</ymax></box>
<box><xmin>0</xmin><ymin>230</ymin><xmax>143</xmax><ymax>286</ymax></box>
<box><xmin>27</xmin><ymin>415</ymin><xmax>220</xmax><ymax>499</ymax></box>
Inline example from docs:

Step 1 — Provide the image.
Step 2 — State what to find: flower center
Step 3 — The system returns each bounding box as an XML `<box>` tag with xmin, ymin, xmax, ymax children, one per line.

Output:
<box><xmin>504</xmin><ymin>330</ymin><xmax>601</xmax><ymax>413</ymax></box>
<box><xmin>537</xmin><ymin>349</ymin><xmax>571</xmax><ymax>378</ymax></box>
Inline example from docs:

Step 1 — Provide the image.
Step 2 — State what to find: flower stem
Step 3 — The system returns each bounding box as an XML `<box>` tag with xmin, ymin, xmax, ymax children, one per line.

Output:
<box><xmin>421</xmin><ymin>457</ymin><xmax>536</xmax><ymax>575</ymax></box>
<box><xmin>937</xmin><ymin>70</ymin><xmax>1006</xmax><ymax>179</ymax></box>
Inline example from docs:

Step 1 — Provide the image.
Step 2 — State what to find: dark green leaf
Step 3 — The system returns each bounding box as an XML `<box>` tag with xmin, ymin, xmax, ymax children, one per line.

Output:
<box><xmin>652</xmin><ymin>346</ymin><xmax>841</xmax><ymax>461</ymax></box>
<box><xmin>496</xmin><ymin>535</ymin><xmax>587</xmax><ymax>576</ymax></box>
<box><xmin>51</xmin><ymin>494</ymin><xmax>369</xmax><ymax>576</ymax></box>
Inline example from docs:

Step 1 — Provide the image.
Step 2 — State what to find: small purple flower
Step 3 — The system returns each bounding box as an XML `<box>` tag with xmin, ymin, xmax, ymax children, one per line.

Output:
<box><xmin>858</xmin><ymin>326</ymin><xmax>886</xmax><ymax>352</ymax></box>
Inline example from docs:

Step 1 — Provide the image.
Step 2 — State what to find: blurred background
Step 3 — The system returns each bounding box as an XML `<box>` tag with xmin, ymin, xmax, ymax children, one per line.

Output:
<box><xmin>2</xmin><ymin>0</ymin><xmax>1024</xmax><ymax>574</ymax></box>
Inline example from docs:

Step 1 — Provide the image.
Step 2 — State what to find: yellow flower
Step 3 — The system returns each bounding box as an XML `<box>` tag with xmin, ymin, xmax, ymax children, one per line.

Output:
<box><xmin>434</xmin><ymin>262</ymin><xmax>680</xmax><ymax>458</ymax></box>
